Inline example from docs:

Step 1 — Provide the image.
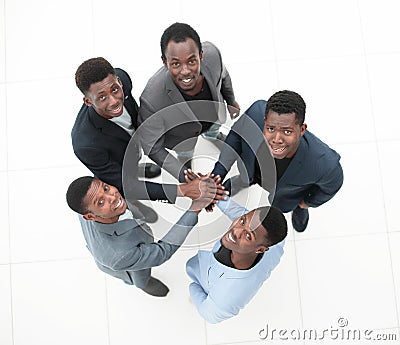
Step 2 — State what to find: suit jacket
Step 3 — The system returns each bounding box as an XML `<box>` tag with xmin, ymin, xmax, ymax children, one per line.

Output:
<box><xmin>71</xmin><ymin>68</ymin><xmax>177</xmax><ymax>202</ymax></box>
<box><xmin>212</xmin><ymin>100</ymin><xmax>344</xmax><ymax>213</ymax></box>
<box><xmin>186</xmin><ymin>198</ymin><xmax>284</xmax><ymax>323</ymax></box>
<box><xmin>80</xmin><ymin>209</ymin><xmax>198</xmax><ymax>288</ymax></box>
<box><xmin>137</xmin><ymin>41</ymin><xmax>237</xmax><ymax>180</ymax></box>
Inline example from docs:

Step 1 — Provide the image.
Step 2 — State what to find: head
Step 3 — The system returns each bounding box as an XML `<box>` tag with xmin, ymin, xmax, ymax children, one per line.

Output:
<box><xmin>66</xmin><ymin>176</ymin><xmax>127</xmax><ymax>224</ymax></box>
<box><xmin>160</xmin><ymin>23</ymin><xmax>203</xmax><ymax>93</ymax></box>
<box><xmin>75</xmin><ymin>57</ymin><xmax>124</xmax><ymax>119</ymax></box>
<box><xmin>263</xmin><ymin>90</ymin><xmax>307</xmax><ymax>159</ymax></box>
<box><xmin>221</xmin><ymin>206</ymin><xmax>287</xmax><ymax>256</ymax></box>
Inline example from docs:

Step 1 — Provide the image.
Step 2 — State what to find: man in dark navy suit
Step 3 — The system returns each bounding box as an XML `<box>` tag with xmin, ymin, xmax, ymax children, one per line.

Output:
<box><xmin>212</xmin><ymin>90</ymin><xmax>343</xmax><ymax>232</ymax></box>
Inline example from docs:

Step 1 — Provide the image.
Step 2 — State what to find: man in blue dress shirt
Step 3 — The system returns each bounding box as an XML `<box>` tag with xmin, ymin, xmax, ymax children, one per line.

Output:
<box><xmin>186</xmin><ymin>197</ymin><xmax>287</xmax><ymax>323</ymax></box>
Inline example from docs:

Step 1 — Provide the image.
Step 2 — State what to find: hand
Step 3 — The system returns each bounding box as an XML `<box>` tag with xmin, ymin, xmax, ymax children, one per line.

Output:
<box><xmin>189</xmin><ymin>175</ymin><xmax>219</xmax><ymax>213</ymax></box>
<box><xmin>184</xmin><ymin>170</ymin><xmax>225</xmax><ymax>213</ymax></box>
<box><xmin>179</xmin><ymin>170</ymin><xmax>228</xmax><ymax>202</ymax></box>
<box><xmin>227</xmin><ymin>101</ymin><xmax>240</xmax><ymax>120</ymax></box>
<box><xmin>299</xmin><ymin>200</ymin><xmax>309</xmax><ymax>209</ymax></box>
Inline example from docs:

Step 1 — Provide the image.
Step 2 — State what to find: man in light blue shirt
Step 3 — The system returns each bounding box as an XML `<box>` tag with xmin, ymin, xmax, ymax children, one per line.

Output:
<box><xmin>186</xmin><ymin>198</ymin><xmax>287</xmax><ymax>323</ymax></box>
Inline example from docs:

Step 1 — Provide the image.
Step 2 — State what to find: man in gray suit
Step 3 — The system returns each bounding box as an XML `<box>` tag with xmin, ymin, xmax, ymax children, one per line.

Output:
<box><xmin>66</xmin><ymin>175</ymin><xmax>220</xmax><ymax>297</ymax></box>
<box><xmin>138</xmin><ymin>22</ymin><xmax>240</xmax><ymax>182</ymax></box>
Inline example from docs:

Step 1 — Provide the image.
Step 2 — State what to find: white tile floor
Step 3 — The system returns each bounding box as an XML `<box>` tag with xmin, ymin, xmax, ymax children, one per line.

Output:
<box><xmin>1</xmin><ymin>1</ymin><xmax>399</xmax><ymax>344</ymax></box>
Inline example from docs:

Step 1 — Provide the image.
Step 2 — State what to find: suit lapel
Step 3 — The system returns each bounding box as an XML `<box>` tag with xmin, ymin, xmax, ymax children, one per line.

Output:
<box><xmin>201</xmin><ymin>64</ymin><xmax>219</xmax><ymax>102</ymax></box>
<box><xmin>277</xmin><ymin>135</ymin><xmax>308</xmax><ymax>187</ymax></box>
<box><xmin>88</xmin><ymin>107</ymin><xmax>131</xmax><ymax>142</ymax></box>
<box><xmin>165</xmin><ymin>73</ymin><xmax>198</xmax><ymax>122</ymax></box>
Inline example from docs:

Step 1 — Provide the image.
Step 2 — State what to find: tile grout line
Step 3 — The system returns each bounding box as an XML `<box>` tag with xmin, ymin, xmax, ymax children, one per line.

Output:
<box><xmin>7</xmin><ymin>256</ymin><xmax>93</xmax><ymax>265</ymax></box>
<box><xmin>292</xmin><ymin>229</ymin><xmax>400</xmax><ymax>243</ymax></box>
<box><xmin>89</xmin><ymin>2</ymin><xmax>110</xmax><ymax>342</ymax></box>
<box><xmin>90</xmin><ymin>0</ymin><xmax>96</xmax><ymax>55</ymax></box>
<box><xmin>292</xmin><ymin>232</ymin><xmax>305</xmax><ymax>336</ymax></box>
<box><xmin>104</xmin><ymin>277</ymin><xmax>112</xmax><ymax>345</ymax></box>
<box><xmin>268</xmin><ymin>0</ymin><xmax>280</xmax><ymax>89</ymax></box>
<box><xmin>357</xmin><ymin>0</ymin><xmax>400</xmax><ymax>331</ymax></box>
<box><xmin>3</xmin><ymin>1</ymin><xmax>15</xmax><ymax>344</ymax></box>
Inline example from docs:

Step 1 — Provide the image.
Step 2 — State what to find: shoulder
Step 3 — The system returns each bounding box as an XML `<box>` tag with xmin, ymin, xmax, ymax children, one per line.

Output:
<box><xmin>114</xmin><ymin>68</ymin><xmax>132</xmax><ymax>93</ymax></box>
<box><xmin>140</xmin><ymin>67</ymin><xmax>170</xmax><ymax>103</ymax></box>
<box><xmin>301</xmin><ymin>131</ymin><xmax>342</xmax><ymax>176</ymax></box>
<box><xmin>246</xmin><ymin>100</ymin><xmax>267</xmax><ymax>118</ymax></box>
<box><xmin>72</xmin><ymin>106</ymin><xmax>98</xmax><ymax>139</ymax></box>
<box><xmin>234</xmin><ymin>100</ymin><xmax>266</xmax><ymax>131</ymax></box>
<box><xmin>202</xmin><ymin>41</ymin><xmax>223</xmax><ymax>66</ymax></box>
<box><xmin>141</xmin><ymin>66</ymin><xmax>169</xmax><ymax>94</ymax></box>
<box><xmin>72</xmin><ymin>104</ymin><xmax>91</xmax><ymax>139</ymax></box>
<box><xmin>202</xmin><ymin>41</ymin><xmax>220</xmax><ymax>56</ymax></box>
<box><xmin>303</xmin><ymin>131</ymin><xmax>341</xmax><ymax>161</ymax></box>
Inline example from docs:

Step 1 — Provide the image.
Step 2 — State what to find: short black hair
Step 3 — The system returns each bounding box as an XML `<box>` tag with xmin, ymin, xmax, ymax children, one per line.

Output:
<box><xmin>257</xmin><ymin>206</ymin><xmax>288</xmax><ymax>247</ymax></box>
<box><xmin>66</xmin><ymin>176</ymin><xmax>94</xmax><ymax>215</ymax></box>
<box><xmin>75</xmin><ymin>57</ymin><xmax>115</xmax><ymax>94</ymax></box>
<box><xmin>265</xmin><ymin>90</ymin><xmax>306</xmax><ymax>125</ymax></box>
<box><xmin>160</xmin><ymin>22</ymin><xmax>202</xmax><ymax>59</ymax></box>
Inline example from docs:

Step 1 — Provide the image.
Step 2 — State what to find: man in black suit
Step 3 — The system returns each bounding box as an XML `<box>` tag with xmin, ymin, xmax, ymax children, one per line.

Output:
<box><xmin>72</xmin><ymin>57</ymin><xmax>221</xmax><ymax>221</ymax></box>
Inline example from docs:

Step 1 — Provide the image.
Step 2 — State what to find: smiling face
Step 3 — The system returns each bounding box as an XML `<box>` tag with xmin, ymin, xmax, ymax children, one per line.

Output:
<box><xmin>83</xmin><ymin>74</ymin><xmax>124</xmax><ymax>119</ymax></box>
<box><xmin>263</xmin><ymin>110</ymin><xmax>307</xmax><ymax>159</ymax></box>
<box><xmin>221</xmin><ymin>209</ymin><xmax>269</xmax><ymax>256</ymax></box>
<box><xmin>162</xmin><ymin>38</ymin><xmax>203</xmax><ymax>95</ymax></box>
<box><xmin>82</xmin><ymin>179</ymin><xmax>127</xmax><ymax>223</ymax></box>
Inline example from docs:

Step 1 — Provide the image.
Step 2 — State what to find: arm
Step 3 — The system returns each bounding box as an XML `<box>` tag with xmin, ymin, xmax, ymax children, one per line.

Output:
<box><xmin>220</xmin><ymin>65</ymin><xmax>236</xmax><ymax>105</ymax></box>
<box><xmin>215</xmin><ymin>44</ymin><xmax>236</xmax><ymax>107</ymax></box>
<box><xmin>138</xmin><ymin>99</ymin><xmax>184</xmax><ymax>181</ymax></box>
<box><xmin>111</xmin><ymin>177</ymin><xmax>217</xmax><ymax>271</ymax></box>
<box><xmin>111</xmin><ymin>210</ymin><xmax>198</xmax><ymax>272</ymax></box>
<box><xmin>123</xmin><ymin>180</ymin><xmax>178</xmax><ymax>203</ymax></box>
<box><xmin>212</xmin><ymin>124</ymin><xmax>244</xmax><ymax>181</ymax></box>
<box><xmin>189</xmin><ymin>282</ymin><xmax>238</xmax><ymax>324</ymax></box>
<box><xmin>216</xmin><ymin>196</ymin><xmax>248</xmax><ymax>221</ymax></box>
<box><xmin>74</xmin><ymin>146</ymin><xmax>124</xmax><ymax>192</ymax></box>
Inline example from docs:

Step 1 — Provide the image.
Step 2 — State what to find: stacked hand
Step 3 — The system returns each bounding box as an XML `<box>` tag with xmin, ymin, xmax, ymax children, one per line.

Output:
<box><xmin>182</xmin><ymin>169</ymin><xmax>227</xmax><ymax>213</ymax></box>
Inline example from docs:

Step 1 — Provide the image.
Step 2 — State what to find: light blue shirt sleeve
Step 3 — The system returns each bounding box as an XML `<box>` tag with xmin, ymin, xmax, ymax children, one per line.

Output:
<box><xmin>187</xmin><ymin>197</ymin><xmax>250</xmax><ymax>323</ymax></box>
<box><xmin>189</xmin><ymin>282</ymin><xmax>238</xmax><ymax>324</ymax></box>
<box><xmin>216</xmin><ymin>196</ymin><xmax>249</xmax><ymax>221</ymax></box>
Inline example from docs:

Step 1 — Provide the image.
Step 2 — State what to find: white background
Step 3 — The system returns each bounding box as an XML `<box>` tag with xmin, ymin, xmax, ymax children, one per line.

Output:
<box><xmin>1</xmin><ymin>0</ymin><xmax>399</xmax><ymax>344</ymax></box>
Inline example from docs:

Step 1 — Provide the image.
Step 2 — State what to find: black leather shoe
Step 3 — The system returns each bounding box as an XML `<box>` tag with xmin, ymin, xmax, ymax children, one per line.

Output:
<box><xmin>216</xmin><ymin>132</ymin><xmax>227</xmax><ymax>142</ymax></box>
<box><xmin>137</xmin><ymin>163</ymin><xmax>161</xmax><ymax>179</ymax></box>
<box><xmin>291</xmin><ymin>206</ymin><xmax>309</xmax><ymax>232</ymax></box>
<box><xmin>131</xmin><ymin>200</ymin><xmax>158</xmax><ymax>223</ymax></box>
<box><xmin>206</xmin><ymin>132</ymin><xmax>226</xmax><ymax>149</ymax></box>
<box><xmin>142</xmin><ymin>277</ymin><xmax>169</xmax><ymax>297</ymax></box>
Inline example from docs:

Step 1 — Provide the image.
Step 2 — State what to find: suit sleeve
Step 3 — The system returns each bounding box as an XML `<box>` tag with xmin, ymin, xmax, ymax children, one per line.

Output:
<box><xmin>209</xmin><ymin>42</ymin><xmax>236</xmax><ymax>106</ymax></box>
<box><xmin>138</xmin><ymin>98</ymin><xmax>184</xmax><ymax>181</ymax></box>
<box><xmin>110</xmin><ymin>210</ymin><xmax>198</xmax><ymax>271</ymax></box>
<box><xmin>75</xmin><ymin>145</ymin><xmax>178</xmax><ymax>202</ymax></box>
<box><xmin>220</xmin><ymin>64</ymin><xmax>236</xmax><ymax>106</ymax></box>
<box><xmin>74</xmin><ymin>145</ymin><xmax>125</xmax><ymax>192</ymax></box>
<box><xmin>212</xmin><ymin>120</ymin><xmax>244</xmax><ymax>180</ymax></box>
<box><xmin>304</xmin><ymin>159</ymin><xmax>344</xmax><ymax>208</ymax></box>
